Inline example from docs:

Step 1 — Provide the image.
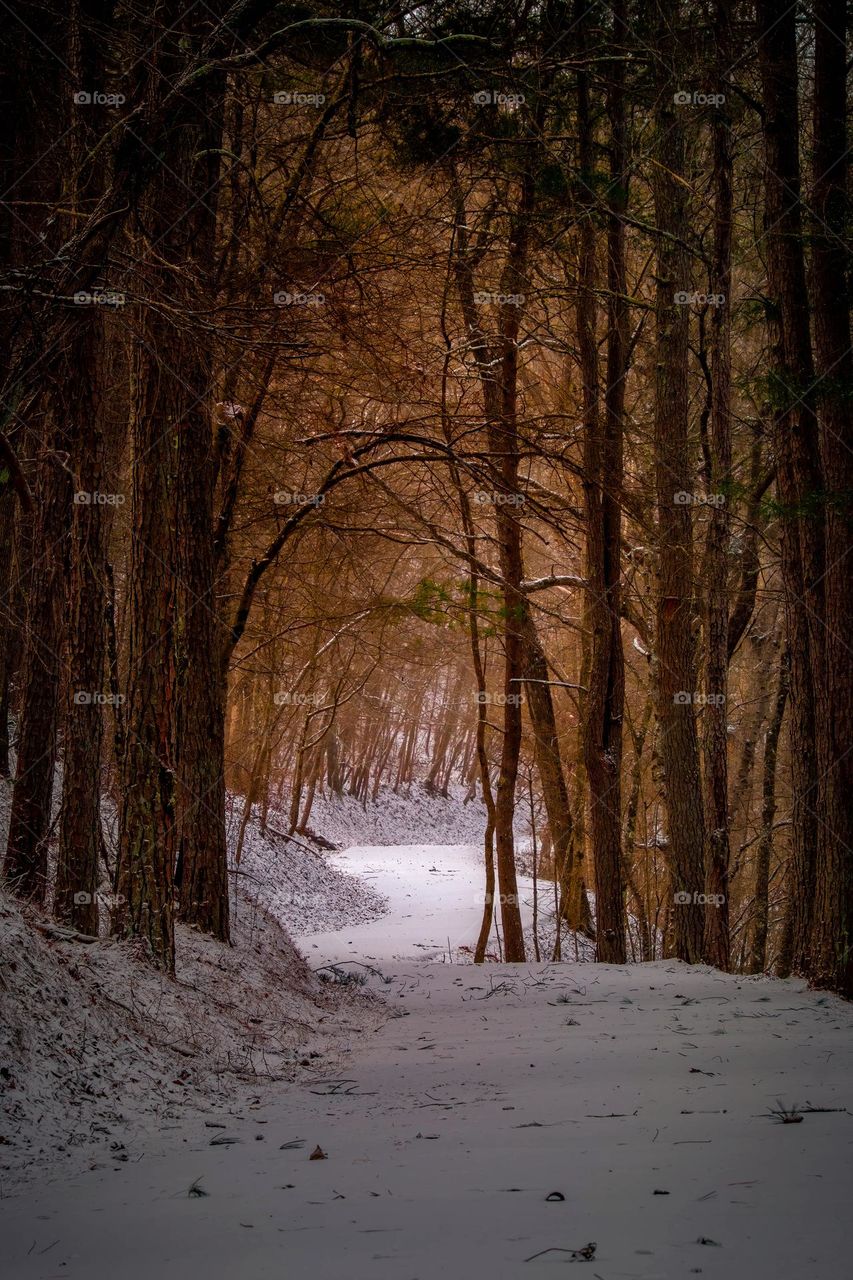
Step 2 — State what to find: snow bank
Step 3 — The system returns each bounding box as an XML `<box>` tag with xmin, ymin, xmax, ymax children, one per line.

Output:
<box><xmin>297</xmin><ymin>781</ymin><xmax>493</xmax><ymax>848</ymax></box>
<box><xmin>233</xmin><ymin>820</ymin><xmax>390</xmax><ymax>938</ymax></box>
<box><xmin>0</xmin><ymin>884</ymin><xmax>383</xmax><ymax>1189</ymax></box>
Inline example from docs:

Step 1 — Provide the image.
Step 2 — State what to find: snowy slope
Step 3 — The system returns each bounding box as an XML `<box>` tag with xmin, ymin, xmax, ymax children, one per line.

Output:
<box><xmin>0</xmin><ymin>766</ymin><xmax>390</xmax><ymax>1190</ymax></box>
<box><xmin>233</xmin><ymin>821</ymin><xmax>390</xmax><ymax>938</ymax></box>
<box><xmin>0</xmin><ymin>885</ymin><xmax>386</xmax><ymax>1190</ymax></box>
<box><xmin>280</xmin><ymin>781</ymin><xmax>496</xmax><ymax>848</ymax></box>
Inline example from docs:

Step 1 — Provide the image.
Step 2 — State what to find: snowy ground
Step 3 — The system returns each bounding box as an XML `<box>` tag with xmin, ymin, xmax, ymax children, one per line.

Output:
<box><xmin>2</xmin><ymin>841</ymin><xmax>852</xmax><ymax>1280</ymax></box>
<box><xmin>0</xmin><ymin>778</ymin><xmax>387</xmax><ymax>1191</ymax></box>
<box><xmin>235</xmin><ymin>783</ymin><xmax>592</xmax><ymax>960</ymax></box>
<box><xmin>0</xmin><ymin>886</ymin><xmax>385</xmax><ymax>1191</ymax></box>
<box><xmin>296</xmin><ymin>782</ymin><xmax>498</xmax><ymax>849</ymax></box>
<box><xmin>297</xmin><ymin>842</ymin><xmax>590</xmax><ymax>964</ymax></box>
<box><xmin>300</xmin><ymin>843</ymin><xmax>495</xmax><ymax>964</ymax></box>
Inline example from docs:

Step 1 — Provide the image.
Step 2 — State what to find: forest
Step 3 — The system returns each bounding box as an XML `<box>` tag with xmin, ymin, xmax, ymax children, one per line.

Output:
<box><xmin>3</xmin><ymin>0</ymin><xmax>850</xmax><ymax>989</ymax></box>
<box><xmin>0</xmin><ymin>2</ymin><xmax>851</xmax><ymax>1274</ymax></box>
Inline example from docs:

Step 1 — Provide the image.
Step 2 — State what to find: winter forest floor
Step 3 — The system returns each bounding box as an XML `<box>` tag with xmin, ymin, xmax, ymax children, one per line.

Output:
<box><xmin>2</xmin><ymin>791</ymin><xmax>853</xmax><ymax>1279</ymax></box>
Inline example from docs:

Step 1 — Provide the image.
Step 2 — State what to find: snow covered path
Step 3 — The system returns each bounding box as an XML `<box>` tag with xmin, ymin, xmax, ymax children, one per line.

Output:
<box><xmin>298</xmin><ymin>842</ymin><xmax>498</xmax><ymax>963</ymax></box>
<box><xmin>296</xmin><ymin>842</ymin><xmax>583</xmax><ymax>964</ymax></box>
<box><xmin>2</xmin><ymin>846</ymin><xmax>852</xmax><ymax>1280</ymax></box>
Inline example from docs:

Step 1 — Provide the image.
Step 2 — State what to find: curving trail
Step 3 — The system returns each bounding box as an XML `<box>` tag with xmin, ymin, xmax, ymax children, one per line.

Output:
<box><xmin>298</xmin><ymin>842</ymin><xmax>503</xmax><ymax>963</ymax></box>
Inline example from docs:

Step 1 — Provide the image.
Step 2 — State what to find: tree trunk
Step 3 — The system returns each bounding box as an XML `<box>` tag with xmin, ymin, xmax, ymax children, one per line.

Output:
<box><xmin>2</xmin><ymin>6</ymin><xmax>69</xmax><ymax>903</ymax></box>
<box><xmin>54</xmin><ymin>312</ymin><xmax>110</xmax><ymax>932</ymax></box>
<box><xmin>470</xmin><ymin>566</ymin><xmax>498</xmax><ymax>964</ymax></box>
<box><xmin>451</xmin><ymin>174</ymin><xmax>533</xmax><ymax>962</ymax></box>
<box><xmin>115</xmin><ymin>19</ymin><xmax>209</xmax><ymax>970</ymax></box>
<box><xmin>651</xmin><ymin>0</ymin><xmax>705</xmax><ymax>961</ymax></box>
<box><xmin>4</xmin><ymin>445</ymin><xmax>70</xmax><ymax>903</ymax></box>
<box><xmin>749</xmin><ymin>647</ymin><xmax>789</xmax><ymax>974</ymax></box>
<box><xmin>623</xmin><ymin>698</ymin><xmax>654</xmax><ymax>959</ymax></box>
<box><xmin>578</xmin><ymin>0</ymin><xmax>627</xmax><ymax>963</ymax></box>
<box><xmin>520</xmin><ymin>612</ymin><xmax>582</xmax><ymax>935</ymax></box>
<box><xmin>173</xmin><ymin>65</ymin><xmax>230</xmax><ymax>939</ymax></box>
<box><xmin>0</xmin><ymin>496</ymin><xmax>18</xmax><ymax>778</ymax></box>
<box><xmin>808</xmin><ymin>0</ymin><xmax>853</xmax><ymax>997</ymax></box>
<box><xmin>491</xmin><ymin>505</ymin><xmax>527</xmax><ymax>962</ymax></box>
<box><xmin>700</xmin><ymin>0</ymin><xmax>734</xmax><ymax>970</ymax></box>
<box><xmin>55</xmin><ymin>5</ymin><xmax>120</xmax><ymax>931</ymax></box>
<box><xmin>757</xmin><ymin>0</ymin><xmax>826</xmax><ymax>981</ymax></box>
